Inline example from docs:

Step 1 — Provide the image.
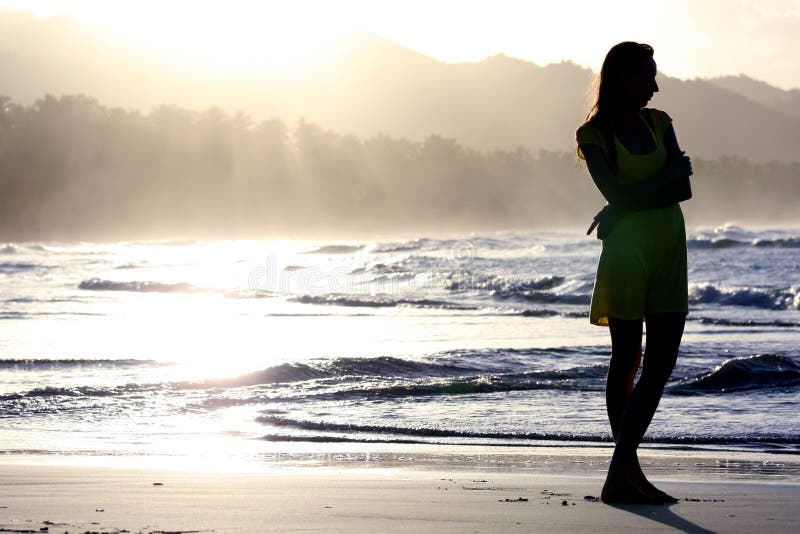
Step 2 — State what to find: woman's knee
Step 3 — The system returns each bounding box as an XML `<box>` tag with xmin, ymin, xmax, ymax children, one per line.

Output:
<box><xmin>640</xmin><ymin>352</ymin><xmax>677</xmax><ymax>382</ymax></box>
<box><xmin>641</xmin><ymin>343</ymin><xmax>680</xmax><ymax>381</ymax></box>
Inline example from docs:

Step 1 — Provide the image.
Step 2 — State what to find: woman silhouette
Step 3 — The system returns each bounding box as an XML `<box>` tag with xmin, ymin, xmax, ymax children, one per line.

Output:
<box><xmin>575</xmin><ymin>42</ymin><xmax>693</xmax><ymax>504</ymax></box>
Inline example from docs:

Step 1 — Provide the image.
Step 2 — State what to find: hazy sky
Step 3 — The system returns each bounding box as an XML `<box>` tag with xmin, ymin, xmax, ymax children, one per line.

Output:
<box><xmin>2</xmin><ymin>0</ymin><xmax>799</xmax><ymax>90</ymax></box>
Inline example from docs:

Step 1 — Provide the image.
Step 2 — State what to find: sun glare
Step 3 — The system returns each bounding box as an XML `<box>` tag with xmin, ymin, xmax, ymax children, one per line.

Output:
<box><xmin>4</xmin><ymin>1</ymin><xmax>350</xmax><ymax>75</ymax></box>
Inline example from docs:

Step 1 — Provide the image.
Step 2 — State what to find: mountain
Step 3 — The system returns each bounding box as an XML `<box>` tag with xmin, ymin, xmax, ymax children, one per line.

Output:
<box><xmin>706</xmin><ymin>74</ymin><xmax>800</xmax><ymax>118</ymax></box>
<box><xmin>1</xmin><ymin>8</ymin><xmax>799</xmax><ymax>163</ymax></box>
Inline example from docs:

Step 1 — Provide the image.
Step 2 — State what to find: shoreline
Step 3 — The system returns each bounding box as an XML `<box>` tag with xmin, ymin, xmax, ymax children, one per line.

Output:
<box><xmin>3</xmin><ymin>440</ymin><xmax>799</xmax><ymax>482</ymax></box>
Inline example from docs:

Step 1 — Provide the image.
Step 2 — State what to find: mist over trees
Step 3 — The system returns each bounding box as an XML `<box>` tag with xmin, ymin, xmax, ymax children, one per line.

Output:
<box><xmin>0</xmin><ymin>94</ymin><xmax>798</xmax><ymax>241</ymax></box>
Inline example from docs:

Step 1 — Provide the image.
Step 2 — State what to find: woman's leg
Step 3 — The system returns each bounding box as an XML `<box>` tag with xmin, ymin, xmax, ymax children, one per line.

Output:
<box><xmin>602</xmin><ymin>311</ymin><xmax>687</xmax><ymax>503</ymax></box>
<box><xmin>606</xmin><ymin>316</ymin><xmax>642</xmax><ymax>443</ymax></box>
<box><xmin>607</xmin><ymin>315</ymin><xmax>676</xmax><ymax>500</ymax></box>
<box><xmin>607</xmin><ymin>317</ymin><xmax>656</xmax><ymax>496</ymax></box>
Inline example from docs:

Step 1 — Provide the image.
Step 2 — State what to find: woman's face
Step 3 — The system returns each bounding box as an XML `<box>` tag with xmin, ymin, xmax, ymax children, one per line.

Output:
<box><xmin>621</xmin><ymin>57</ymin><xmax>659</xmax><ymax>108</ymax></box>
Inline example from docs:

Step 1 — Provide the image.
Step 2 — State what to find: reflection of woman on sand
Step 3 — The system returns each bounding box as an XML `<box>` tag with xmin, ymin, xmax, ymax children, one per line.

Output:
<box><xmin>575</xmin><ymin>42</ymin><xmax>693</xmax><ymax>504</ymax></box>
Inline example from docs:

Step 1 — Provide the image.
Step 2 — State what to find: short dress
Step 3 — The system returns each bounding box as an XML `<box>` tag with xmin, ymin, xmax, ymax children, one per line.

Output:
<box><xmin>575</xmin><ymin>108</ymin><xmax>689</xmax><ymax>327</ymax></box>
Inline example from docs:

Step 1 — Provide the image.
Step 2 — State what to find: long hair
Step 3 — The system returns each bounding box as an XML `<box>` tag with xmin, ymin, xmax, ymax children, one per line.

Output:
<box><xmin>584</xmin><ymin>41</ymin><xmax>654</xmax><ymax>127</ymax></box>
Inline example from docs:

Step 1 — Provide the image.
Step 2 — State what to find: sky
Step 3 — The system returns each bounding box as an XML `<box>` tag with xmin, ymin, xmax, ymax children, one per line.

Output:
<box><xmin>1</xmin><ymin>0</ymin><xmax>799</xmax><ymax>90</ymax></box>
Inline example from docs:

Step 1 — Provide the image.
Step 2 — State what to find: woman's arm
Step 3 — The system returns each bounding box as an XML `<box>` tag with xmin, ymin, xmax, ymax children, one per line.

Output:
<box><xmin>579</xmin><ymin>123</ymin><xmax>692</xmax><ymax>210</ymax></box>
<box><xmin>639</xmin><ymin>123</ymin><xmax>693</xmax><ymax>208</ymax></box>
<box><xmin>641</xmin><ymin>176</ymin><xmax>692</xmax><ymax>208</ymax></box>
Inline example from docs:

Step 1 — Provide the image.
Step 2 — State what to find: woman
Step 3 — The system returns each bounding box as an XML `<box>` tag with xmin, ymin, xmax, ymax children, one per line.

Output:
<box><xmin>575</xmin><ymin>42</ymin><xmax>693</xmax><ymax>504</ymax></box>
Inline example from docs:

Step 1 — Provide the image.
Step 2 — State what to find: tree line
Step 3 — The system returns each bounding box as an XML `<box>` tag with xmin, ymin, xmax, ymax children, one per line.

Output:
<box><xmin>0</xmin><ymin>94</ymin><xmax>797</xmax><ymax>241</ymax></box>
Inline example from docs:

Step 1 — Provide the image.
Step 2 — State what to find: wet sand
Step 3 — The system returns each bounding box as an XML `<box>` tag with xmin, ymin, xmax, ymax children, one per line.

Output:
<box><xmin>0</xmin><ymin>459</ymin><xmax>798</xmax><ymax>533</ymax></box>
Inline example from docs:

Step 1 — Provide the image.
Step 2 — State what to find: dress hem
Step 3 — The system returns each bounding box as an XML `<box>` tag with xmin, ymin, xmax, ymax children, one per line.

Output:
<box><xmin>590</xmin><ymin>307</ymin><xmax>689</xmax><ymax>327</ymax></box>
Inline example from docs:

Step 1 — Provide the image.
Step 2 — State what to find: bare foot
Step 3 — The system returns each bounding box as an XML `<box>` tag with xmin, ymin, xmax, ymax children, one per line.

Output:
<box><xmin>601</xmin><ymin>476</ymin><xmax>666</xmax><ymax>505</ymax></box>
<box><xmin>628</xmin><ymin>461</ymin><xmax>678</xmax><ymax>503</ymax></box>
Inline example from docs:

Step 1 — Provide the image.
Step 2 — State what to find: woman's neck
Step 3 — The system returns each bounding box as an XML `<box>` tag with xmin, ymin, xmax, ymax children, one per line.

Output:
<box><xmin>614</xmin><ymin>105</ymin><xmax>643</xmax><ymax>130</ymax></box>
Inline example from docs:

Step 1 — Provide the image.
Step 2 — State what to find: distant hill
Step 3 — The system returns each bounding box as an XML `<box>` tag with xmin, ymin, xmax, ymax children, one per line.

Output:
<box><xmin>1</xmin><ymin>8</ymin><xmax>799</xmax><ymax>163</ymax></box>
<box><xmin>706</xmin><ymin>74</ymin><xmax>800</xmax><ymax>118</ymax></box>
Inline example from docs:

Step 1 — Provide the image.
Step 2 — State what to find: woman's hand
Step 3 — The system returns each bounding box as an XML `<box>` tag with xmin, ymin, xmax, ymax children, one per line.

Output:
<box><xmin>666</xmin><ymin>151</ymin><xmax>693</xmax><ymax>178</ymax></box>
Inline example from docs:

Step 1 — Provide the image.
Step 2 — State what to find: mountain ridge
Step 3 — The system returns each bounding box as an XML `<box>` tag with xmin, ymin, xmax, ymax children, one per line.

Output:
<box><xmin>0</xmin><ymin>8</ymin><xmax>798</xmax><ymax>163</ymax></box>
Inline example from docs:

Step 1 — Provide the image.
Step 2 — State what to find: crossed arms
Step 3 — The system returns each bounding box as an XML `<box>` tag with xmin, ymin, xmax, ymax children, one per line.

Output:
<box><xmin>578</xmin><ymin>123</ymin><xmax>693</xmax><ymax>212</ymax></box>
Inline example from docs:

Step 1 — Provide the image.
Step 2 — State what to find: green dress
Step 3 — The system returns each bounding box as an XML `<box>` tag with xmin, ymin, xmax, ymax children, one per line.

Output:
<box><xmin>575</xmin><ymin>108</ymin><xmax>688</xmax><ymax>327</ymax></box>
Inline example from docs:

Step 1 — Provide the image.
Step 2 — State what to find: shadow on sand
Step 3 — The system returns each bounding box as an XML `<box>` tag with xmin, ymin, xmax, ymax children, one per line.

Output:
<box><xmin>605</xmin><ymin>502</ymin><xmax>716</xmax><ymax>533</ymax></box>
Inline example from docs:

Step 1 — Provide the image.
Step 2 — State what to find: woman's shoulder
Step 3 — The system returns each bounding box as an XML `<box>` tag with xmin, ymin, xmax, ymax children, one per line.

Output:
<box><xmin>575</xmin><ymin>119</ymin><xmax>607</xmax><ymax>144</ymax></box>
<box><xmin>576</xmin><ymin>117</ymin><xmax>602</xmax><ymax>134</ymax></box>
<box><xmin>642</xmin><ymin>107</ymin><xmax>673</xmax><ymax>131</ymax></box>
<box><xmin>575</xmin><ymin>119</ymin><xmax>610</xmax><ymax>160</ymax></box>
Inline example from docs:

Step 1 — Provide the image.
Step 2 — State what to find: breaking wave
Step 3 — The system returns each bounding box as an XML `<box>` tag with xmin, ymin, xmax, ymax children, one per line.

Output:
<box><xmin>689</xmin><ymin>284</ymin><xmax>800</xmax><ymax>310</ymax></box>
<box><xmin>289</xmin><ymin>294</ymin><xmax>478</xmax><ymax>310</ymax></box>
<box><xmin>78</xmin><ymin>278</ymin><xmax>202</xmax><ymax>293</ymax></box>
<box><xmin>670</xmin><ymin>354</ymin><xmax>800</xmax><ymax>394</ymax></box>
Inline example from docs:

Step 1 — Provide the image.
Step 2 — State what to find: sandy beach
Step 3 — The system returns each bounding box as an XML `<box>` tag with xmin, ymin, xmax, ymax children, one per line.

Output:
<box><xmin>1</xmin><ymin>449</ymin><xmax>798</xmax><ymax>534</ymax></box>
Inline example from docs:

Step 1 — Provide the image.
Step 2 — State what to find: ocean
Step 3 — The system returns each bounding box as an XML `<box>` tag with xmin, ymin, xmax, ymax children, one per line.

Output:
<box><xmin>1</xmin><ymin>223</ymin><xmax>799</xmax><ymax>469</ymax></box>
